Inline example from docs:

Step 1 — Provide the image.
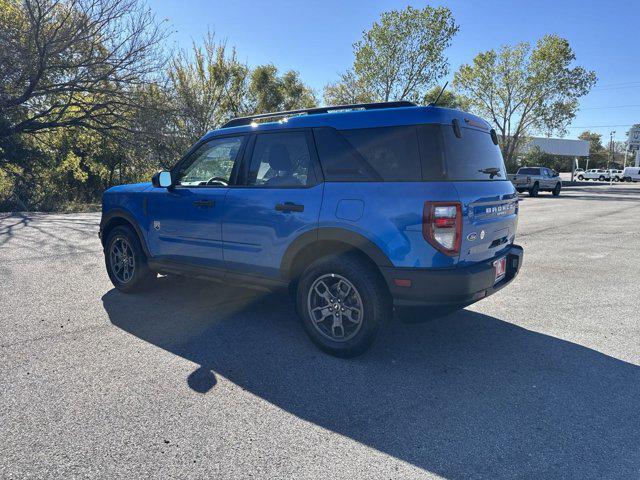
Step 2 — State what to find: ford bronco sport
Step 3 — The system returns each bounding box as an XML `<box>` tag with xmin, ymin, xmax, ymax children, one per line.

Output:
<box><xmin>100</xmin><ymin>101</ymin><xmax>523</xmax><ymax>357</ymax></box>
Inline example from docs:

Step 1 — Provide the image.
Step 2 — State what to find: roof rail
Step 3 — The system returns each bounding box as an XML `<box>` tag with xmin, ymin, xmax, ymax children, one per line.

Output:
<box><xmin>221</xmin><ymin>101</ymin><xmax>417</xmax><ymax>128</ymax></box>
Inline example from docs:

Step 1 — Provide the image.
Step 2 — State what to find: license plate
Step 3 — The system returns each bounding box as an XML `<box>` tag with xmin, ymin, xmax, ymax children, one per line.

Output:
<box><xmin>494</xmin><ymin>257</ymin><xmax>507</xmax><ymax>283</ymax></box>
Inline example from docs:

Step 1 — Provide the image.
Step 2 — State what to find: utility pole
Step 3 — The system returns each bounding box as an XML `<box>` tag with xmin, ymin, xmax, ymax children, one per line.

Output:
<box><xmin>609</xmin><ymin>131</ymin><xmax>616</xmax><ymax>185</ymax></box>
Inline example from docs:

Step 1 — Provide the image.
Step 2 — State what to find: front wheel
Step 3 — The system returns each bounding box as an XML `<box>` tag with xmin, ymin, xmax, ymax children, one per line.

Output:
<box><xmin>296</xmin><ymin>253</ymin><xmax>391</xmax><ymax>358</ymax></box>
<box><xmin>105</xmin><ymin>225</ymin><xmax>157</xmax><ymax>293</ymax></box>
<box><xmin>577</xmin><ymin>175</ymin><xmax>584</xmax><ymax>181</ymax></box>
<box><xmin>552</xmin><ymin>183</ymin><xmax>561</xmax><ymax>196</ymax></box>
<box><xmin>599</xmin><ymin>175</ymin><xmax>606</xmax><ymax>181</ymax></box>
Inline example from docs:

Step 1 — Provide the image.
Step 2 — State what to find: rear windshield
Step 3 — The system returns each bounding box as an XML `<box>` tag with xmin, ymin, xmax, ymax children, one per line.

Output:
<box><xmin>313</xmin><ymin>124</ymin><xmax>506</xmax><ymax>182</ymax></box>
<box><xmin>517</xmin><ymin>167</ymin><xmax>540</xmax><ymax>175</ymax></box>
<box><xmin>442</xmin><ymin>126</ymin><xmax>507</xmax><ymax>181</ymax></box>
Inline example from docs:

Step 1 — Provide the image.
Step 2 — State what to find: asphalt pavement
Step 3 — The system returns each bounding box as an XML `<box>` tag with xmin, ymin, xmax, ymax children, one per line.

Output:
<box><xmin>1</xmin><ymin>183</ymin><xmax>639</xmax><ymax>479</ymax></box>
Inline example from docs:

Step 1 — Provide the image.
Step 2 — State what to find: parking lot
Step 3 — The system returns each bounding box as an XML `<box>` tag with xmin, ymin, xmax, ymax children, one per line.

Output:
<box><xmin>1</xmin><ymin>183</ymin><xmax>639</xmax><ymax>479</ymax></box>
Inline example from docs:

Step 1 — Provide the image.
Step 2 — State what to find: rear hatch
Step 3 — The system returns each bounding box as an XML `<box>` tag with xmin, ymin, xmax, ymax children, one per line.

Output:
<box><xmin>438</xmin><ymin>122</ymin><xmax>518</xmax><ymax>267</ymax></box>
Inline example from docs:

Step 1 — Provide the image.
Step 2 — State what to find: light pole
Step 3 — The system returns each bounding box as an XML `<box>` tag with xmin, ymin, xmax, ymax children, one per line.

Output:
<box><xmin>609</xmin><ymin>131</ymin><xmax>616</xmax><ymax>185</ymax></box>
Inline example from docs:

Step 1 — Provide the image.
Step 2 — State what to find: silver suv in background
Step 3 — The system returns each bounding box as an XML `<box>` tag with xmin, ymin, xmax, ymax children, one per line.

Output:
<box><xmin>579</xmin><ymin>169</ymin><xmax>608</xmax><ymax>181</ymax></box>
<box><xmin>512</xmin><ymin>167</ymin><xmax>562</xmax><ymax>197</ymax></box>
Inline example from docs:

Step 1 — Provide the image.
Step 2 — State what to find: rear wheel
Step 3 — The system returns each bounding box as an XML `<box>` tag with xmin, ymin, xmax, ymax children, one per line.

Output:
<box><xmin>599</xmin><ymin>175</ymin><xmax>606</xmax><ymax>181</ymax></box>
<box><xmin>296</xmin><ymin>253</ymin><xmax>391</xmax><ymax>358</ymax></box>
<box><xmin>105</xmin><ymin>225</ymin><xmax>156</xmax><ymax>293</ymax></box>
<box><xmin>529</xmin><ymin>183</ymin><xmax>539</xmax><ymax>197</ymax></box>
<box><xmin>552</xmin><ymin>183</ymin><xmax>561</xmax><ymax>196</ymax></box>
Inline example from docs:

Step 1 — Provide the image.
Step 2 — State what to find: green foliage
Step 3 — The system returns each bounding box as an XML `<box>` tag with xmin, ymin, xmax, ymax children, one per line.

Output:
<box><xmin>0</xmin><ymin>3</ymin><xmax>317</xmax><ymax>211</ymax></box>
<box><xmin>518</xmin><ymin>146</ymin><xmax>572</xmax><ymax>172</ymax></box>
<box><xmin>422</xmin><ymin>85</ymin><xmax>470</xmax><ymax>110</ymax></box>
<box><xmin>324</xmin><ymin>5</ymin><xmax>458</xmax><ymax>104</ymax></box>
<box><xmin>248</xmin><ymin>65</ymin><xmax>317</xmax><ymax>114</ymax></box>
<box><xmin>577</xmin><ymin>130</ymin><xmax>608</xmax><ymax>168</ymax></box>
<box><xmin>453</xmin><ymin>35</ymin><xmax>597</xmax><ymax>166</ymax></box>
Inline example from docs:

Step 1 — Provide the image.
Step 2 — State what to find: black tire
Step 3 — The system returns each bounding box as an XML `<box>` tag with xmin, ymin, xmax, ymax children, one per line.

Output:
<box><xmin>296</xmin><ymin>252</ymin><xmax>391</xmax><ymax>358</ymax></box>
<box><xmin>529</xmin><ymin>182</ymin><xmax>539</xmax><ymax>197</ymax></box>
<box><xmin>577</xmin><ymin>175</ymin><xmax>584</xmax><ymax>181</ymax></box>
<box><xmin>552</xmin><ymin>183</ymin><xmax>561</xmax><ymax>196</ymax></box>
<box><xmin>104</xmin><ymin>225</ymin><xmax>156</xmax><ymax>293</ymax></box>
<box><xmin>599</xmin><ymin>175</ymin><xmax>606</xmax><ymax>181</ymax></box>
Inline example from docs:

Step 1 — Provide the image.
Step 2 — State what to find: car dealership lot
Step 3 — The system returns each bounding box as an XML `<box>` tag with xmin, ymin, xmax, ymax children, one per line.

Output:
<box><xmin>1</xmin><ymin>184</ymin><xmax>639</xmax><ymax>479</ymax></box>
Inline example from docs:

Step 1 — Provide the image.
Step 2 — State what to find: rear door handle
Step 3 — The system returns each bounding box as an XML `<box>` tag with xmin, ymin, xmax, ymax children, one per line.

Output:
<box><xmin>193</xmin><ymin>199</ymin><xmax>214</xmax><ymax>208</ymax></box>
<box><xmin>275</xmin><ymin>202</ymin><xmax>304</xmax><ymax>213</ymax></box>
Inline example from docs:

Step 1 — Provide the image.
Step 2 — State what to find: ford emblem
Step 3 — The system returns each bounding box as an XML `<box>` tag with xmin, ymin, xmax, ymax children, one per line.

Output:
<box><xmin>467</xmin><ymin>232</ymin><xmax>478</xmax><ymax>241</ymax></box>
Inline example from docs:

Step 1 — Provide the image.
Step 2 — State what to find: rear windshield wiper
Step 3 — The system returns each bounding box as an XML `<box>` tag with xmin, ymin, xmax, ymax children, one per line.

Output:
<box><xmin>478</xmin><ymin>167</ymin><xmax>502</xmax><ymax>179</ymax></box>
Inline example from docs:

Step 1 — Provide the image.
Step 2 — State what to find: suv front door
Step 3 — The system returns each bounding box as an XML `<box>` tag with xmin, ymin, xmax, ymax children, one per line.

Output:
<box><xmin>147</xmin><ymin>135</ymin><xmax>246</xmax><ymax>269</ymax></box>
<box><xmin>222</xmin><ymin>130</ymin><xmax>323</xmax><ymax>280</ymax></box>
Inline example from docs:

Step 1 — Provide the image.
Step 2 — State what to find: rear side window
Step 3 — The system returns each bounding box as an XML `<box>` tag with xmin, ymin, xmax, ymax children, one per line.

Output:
<box><xmin>313</xmin><ymin>126</ymin><xmax>422</xmax><ymax>181</ymax></box>
<box><xmin>443</xmin><ymin>127</ymin><xmax>507</xmax><ymax>181</ymax></box>
<box><xmin>517</xmin><ymin>167</ymin><xmax>540</xmax><ymax>175</ymax></box>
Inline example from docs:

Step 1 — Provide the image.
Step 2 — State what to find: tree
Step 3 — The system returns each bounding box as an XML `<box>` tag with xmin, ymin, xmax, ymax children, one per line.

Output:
<box><xmin>578</xmin><ymin>131</ymin><xmax>608</xmax><ymax>168</ymax></box>
<box><xmin>247</xmin><ymin>64</ymin><xmax>317</xmax><ymax>114</ymax></box>
<box><xmin>519</xmin><ymin>146</ymin><xmax>571</xmax><ymax>172</ymax></box>
<box><xmin>0</xmin><ymin>0</ymin><xmax>165</xmax><ymax>141</ymax></box>
<box><xmin>324</xmin><ymin>5</ymin><xmax>458</xmax><ymax>105</ymax></box>
<box><xmin>167</xmin><ymin>32</ymin><xmax>249</xmax><ymax>154</ymax></box>
<box><xmin>422</xmin><ymin>84</ymin><xmax>470</xmax><ymax>110</ymax></box>
<box><xmin>453</xmin><ymin>35</ymin><xmax>597</xmax><ymax>170</ymax></box>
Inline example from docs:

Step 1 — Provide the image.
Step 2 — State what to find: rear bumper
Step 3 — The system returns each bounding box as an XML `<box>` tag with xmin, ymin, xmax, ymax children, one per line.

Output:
<box><xmin>381</xmin><ymin>244</ymin><xmax>524</xmax><ymax>307</ymax></box>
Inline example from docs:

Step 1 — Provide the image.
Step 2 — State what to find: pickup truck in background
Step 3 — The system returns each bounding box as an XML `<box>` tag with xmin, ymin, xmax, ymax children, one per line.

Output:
<box><xmin>512</xmin><ymin>167</ymin><xmax>562</xmax><ymax>197</ymax></box>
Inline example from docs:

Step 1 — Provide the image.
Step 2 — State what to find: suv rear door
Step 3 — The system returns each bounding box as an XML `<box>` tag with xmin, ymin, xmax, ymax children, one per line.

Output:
<box><xmin>221</xmin><ymin>129</ymin><xmax>323</xmax><ymax>280</ymax></box>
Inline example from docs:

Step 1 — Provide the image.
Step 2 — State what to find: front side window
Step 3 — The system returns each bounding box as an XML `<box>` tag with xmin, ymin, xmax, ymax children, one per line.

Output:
<box><xmin>247</xmin><ymin>132</ymin><xmax>315</xmax><ymax>187</ymax></box>
<box><xmin>177</xmin><ymin>136</ymin><xmax>244</xmax><ymax>187</ymax></box>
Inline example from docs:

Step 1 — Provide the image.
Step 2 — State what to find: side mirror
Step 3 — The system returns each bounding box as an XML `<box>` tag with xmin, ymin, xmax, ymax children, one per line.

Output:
<box><xmin>554</xmin><ymin>171</ymin><xmax>560</xmax><ymax>177</ymax></box>
<box><xmin>152</xmin><ymin>170</ymin><xmax>173</xmax><ymax>188</ymax></box>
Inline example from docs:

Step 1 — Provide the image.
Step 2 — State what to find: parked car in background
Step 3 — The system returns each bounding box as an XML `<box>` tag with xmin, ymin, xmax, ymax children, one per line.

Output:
<box><xmin>622</xmin><ymin>167</ymin><xmax>640</xmax><ymax>182</ymax></box>
<box><xmin>609</xmin><ymin>169</ymin><xmax>624</xmax><ymax>182</ymax></box>
<box><xmin>579</xmin><ymin>169</ymin><xmax>608</xmax><ymax>181</ymax></box>
<box><xmin>512</xmin><ymin>167</ymin><xmax>562</xmax><ymax>196</ymax></box>
<box><xmin>99</xmin><ymin>101</ymin><xmax>523</xmax><ymax>357</ymax></box>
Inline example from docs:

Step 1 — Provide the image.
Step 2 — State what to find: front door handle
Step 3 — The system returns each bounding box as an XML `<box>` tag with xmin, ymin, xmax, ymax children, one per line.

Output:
<box><xmin>193</xmin><ymin>199</ymin><xmax>214</xmax><ymax>208</ymax></box>
<box><xmin>275</xmin><ymin>202</ymin><xmax>304</xmax><ymax>213</ymax></box>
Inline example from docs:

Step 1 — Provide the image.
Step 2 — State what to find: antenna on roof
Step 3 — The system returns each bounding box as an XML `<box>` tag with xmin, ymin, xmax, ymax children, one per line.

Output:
<box><xmin>429</xmin><ymin>82</ymin><xmax>448</xmax><ymax>107</ymax></box>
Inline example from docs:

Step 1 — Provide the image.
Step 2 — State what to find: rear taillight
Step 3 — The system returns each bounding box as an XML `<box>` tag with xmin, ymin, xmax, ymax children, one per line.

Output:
<box><xmin>423</xmin><ymin>201</ymin><xmax>462</xmax><ymax>256</ymax></box>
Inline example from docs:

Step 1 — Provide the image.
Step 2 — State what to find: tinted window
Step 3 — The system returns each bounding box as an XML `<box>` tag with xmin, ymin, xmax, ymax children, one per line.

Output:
<box><xmin>443</xmin><ymin>126</ymin><xmax>507</xmax><ymax>181</ymax></box>
<box><xmin>314</xmin><ymin>126</ymin><xmax>422</xmax><ymax>181</ymax></box>
<box><xmin>177</xmin><ymin>136</ymin><xmax>244</xmax><ymax>186</ymax></box>
<box><xmin>247</xmin><ymin>132</ymin><xmax>315</xmax><ymax>187</ymax></box>
<box><xmin>517</xmin><ymin>168</ymin><xmax>540</xmax><ymax>175</ymax></box>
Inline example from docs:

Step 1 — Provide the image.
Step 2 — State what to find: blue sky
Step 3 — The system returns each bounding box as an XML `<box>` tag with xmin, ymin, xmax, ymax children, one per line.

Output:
<box><xmin>148</xmin><ymin>0</ymin><xmax>639</xmax><ymax>141</ymax></box>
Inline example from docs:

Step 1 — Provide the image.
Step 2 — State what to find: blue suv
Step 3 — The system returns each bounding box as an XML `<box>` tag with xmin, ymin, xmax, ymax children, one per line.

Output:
<box><xmin>100</xmin><ymin>101</ymin><xmax>523</xmax><ymax>357</ymax></box>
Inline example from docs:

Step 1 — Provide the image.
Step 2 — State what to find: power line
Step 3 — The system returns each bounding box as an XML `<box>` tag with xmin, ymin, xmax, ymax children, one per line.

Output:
<box><xmin>590</xmin><ymin>85</ymin><xmax>640</xmax><ymax>92</ymax></box>
<box><xmin>592</xmin><ymin>81</ymin><xmax>640</xmax><ymax>89</ymax></box>
<box><xmin>567</xmin><ymin>124</ymin><xmax>635</xmax><ymax>129</ymax></box>
<box><xmin>580</xmin><ymin>104</ymin><xmax>640</xmax><ymax>110</ymax></box>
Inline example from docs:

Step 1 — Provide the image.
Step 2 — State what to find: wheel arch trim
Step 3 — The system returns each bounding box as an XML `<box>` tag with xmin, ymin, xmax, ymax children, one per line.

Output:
<box><xmin>280</xmin><ymin>227</ymin><xmax>393</xmax><ymax>280</ymax></box>
<box><xmin>100</xmin><ymin>208</ymin><xmax>151</xmax><ymax>257</ymax></box>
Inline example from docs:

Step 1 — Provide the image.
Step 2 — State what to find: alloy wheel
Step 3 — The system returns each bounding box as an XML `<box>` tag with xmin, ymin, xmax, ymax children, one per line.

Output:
<box><xmin>307</xmin><ymin>274</ymin><xmax>364</xmax><ymax>342</ymax></box>
<box><xmin>109</xmin><ymin>236</ymin><xmax>135</xmax><ymax>283</ymax></box>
